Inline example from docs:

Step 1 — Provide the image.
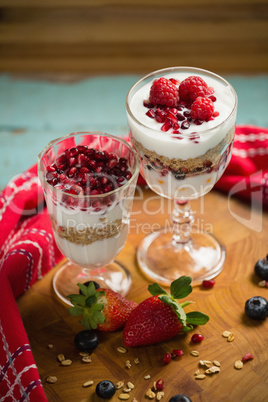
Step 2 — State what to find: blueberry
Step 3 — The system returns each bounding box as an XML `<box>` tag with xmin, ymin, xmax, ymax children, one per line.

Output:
<box><xmin>254</xmin><ymin>255</ymin><xmax>268</xmax><ymax>280</ymax></box>
<box><xmin>95</xmin><ymin>380</ymin><xmax>116</xmax><ymax>399</ymax></box>
<box><xmin>245</xmin><ymin>296</ymin><xmax>268</xmax><ymax>320</ymax></box>
<box><xmin>169</xmin><ymin>395</ymin><xmax>192</xmax><ymax>402</ymax></box>
<box><xmin>74</xmin><ymin>330</ymin><xmax>99</xmax><ymax>352</ymax></box>
<box><xmin>79</xmin><ymin>281</ymin><xmax>100</xmax><ymax>295</ymax></box>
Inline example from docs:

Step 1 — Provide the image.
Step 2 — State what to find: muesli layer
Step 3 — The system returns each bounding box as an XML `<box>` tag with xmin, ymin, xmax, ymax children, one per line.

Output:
<box><xmin>131</xmin><ymin>127</ymin><xmax>234</xmax><ymax>173</ymax></box>
<box><xmin>51</xmin><ymin>217</ymin><xmax>125</xmax><ymax>246</ymax></box>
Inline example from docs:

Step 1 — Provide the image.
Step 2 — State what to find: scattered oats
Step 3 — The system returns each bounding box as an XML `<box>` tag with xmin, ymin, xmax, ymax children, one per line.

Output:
<box><xmin>222</xmin><ymin>331</ymin><xmax>232</xmax><ymax>338</ymax></box>
<box><xmin>132</xmin><ymin>399</ymin><xmax>138</xmax><ymax>402</ymax></box>
<box><xmin>227</xmin><ymin>332</ymin><xmax>235</xmax><ymax>342</ymax></box>
<box><xmin>156</xmin><ymin>391</ymin><xmax>164</xmax><ymax>400</ymax></box>
<box><xmin>116</xmin><ymin>381</ymin><xmax>124</xmax><ymax>390</ymax></box>
<box><xmin>145</xmin><ymin>389</ymin><xmax>155</xmax><ymax>399</ymax></box>
<box><xmin>125</xmin><ymin>361</ymin><xmax>132</xmax><ymax>369</ymax></box>
<box><xmin>117</xmin><ymin>346</ymin><xmax>128</xmax><ymax>354</ymax></box>
<box><xmin>258</xmin><ymin>280</ymin><xmax>266</xmax><ymax>287</ymax></box>
<box><xmin>190</xmin><ymin>350</ymin><xmax>199</xmax><ymax>357</ymax></box>
<box><xmin>119</xmin><ymin>394</ymin><xmax>130</xmax><ymax>400</ymax></box>
<box><xmin>194</xmin><ymin>369</ymin><xmax>200</xmax><ymax>376</ymax></box>
<box><xmin>60</xmin><ymin>359</ymin><xmax>72</xmax><ymax>366</ymax></box>
<box><xmin>134</xmin><ymin>357</ymin><xmax>140</xmax><ymax>365</ymax></box>
<box><xmin>144</xmin><ymin>375</ymin><xmax>151</xmax><ymax>380</ymax></box>
<box><xmin>79</xmin><ymin>352</ymin><xmax>89</xmax><ymax>357</ymax></box>
<box><xmin>213</xmin><ymin>360</ymin><xmax>221</xmax><ymax>367</ymax></box>
<box><xmin>45</xmin><ymin>376</ymin><xmax>57</xmax><ymax>384</ymax></box>
<box><xmin>123</xmin><ymin>388</ymin><xmax>131</xmax><ymax>393</ymax></box>
<box><xmin>57</xmin><ymin>354</ymin><xmax>65</xmax><ymax>362</ymax></box>
<box><xmin>47</xmin><ymin>344</ymin><xmax>53</xmax><ymax>349</ymax></box>
<box><xmin>234</xmin><ymin>360</ymin><xmax>243</xmax><ymax>370</ymax></box>
<box><xmin>195</xmin><ymin>374</ymin><xmax>206</xmax><ymax>380</ymax></box>
<box><xmin>83</xmin><ymin>380</ymin><xmax>94</xmax><ymax>387</ymax></box>
<box><xmin>82</xmin><ymin>356</ymin><xmax>92</xmax><ymax>363</ymax></box>
<box><xmin>199</xmin><ymin>360</ymin><xmax>211</xmax><ymax>367</ymax></box>
<box><xmin>127</xmin><ymin>382</ymin><xmax>134</xmax><ymax>390</ymax></box>
<box><xmin>205</xmin><ymin>366</ymin><xmax>220</xmax><ymax>374</ymax></box>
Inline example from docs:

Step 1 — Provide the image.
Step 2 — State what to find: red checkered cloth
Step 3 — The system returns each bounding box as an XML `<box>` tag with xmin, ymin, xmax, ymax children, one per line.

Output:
<box><xmin>0</xmin><ymin>125</ymin><xmax>267</xmax><ymax>401</ymax></box>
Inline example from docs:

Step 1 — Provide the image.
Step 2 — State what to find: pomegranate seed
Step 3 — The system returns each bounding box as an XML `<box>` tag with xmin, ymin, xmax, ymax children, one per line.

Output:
<box><xmin>163</xmin><ymin>352</ymin><xmax>172</xmax><ymax>364</ymax></box>
<box><xmin>77</xmin><ymin>145</ymin><xmax>88</xmax><ymax>153</ymax></box>
<box><xmin>181</xmin><ymin>121</ymin><xmax>190</xmax><ymax>130</ymax></box>
<box><xmin>85</xmin><ymin>148</ymin><xmax>96</xmax><ymax>157</ymax></box>
<box><xmin>108</xmin><ymin>158</ymin><xmax>118</xmax><ymax>168</ymax></box>
<box><xmin>202</xmin><ymin>279</ymin><xmax>215</xmax><ymax>288</ymax></box>
<box><xmin>69</xmin><ymin>147</ymin><xmax>79</xmax><ymax>157</ymax></box>
<box><xmin>146</xmin><ymin>109</ymin><xmax>155</xmax><ymax>118</ymax></box>
<box><xmin>172</xmin><ymin>349</ymin><xmax>184</xmax><ymax>357</ymax></box>
<box><xmin>155</xmin><ymin>109</ymin><xmax>167</xmax><ymax>123</ymax></box>
<box><xmin>104</xmin><ymin>184</ymin><xmax>113</xmax><ymax>193</ymax></box>
<box><xmin>161</xmin><ymin>120</ymin><xmax>172</xmax><ymax>132</ymax></box>
<box><xmin>46</xmin><ymin>165</ymin><xmax>56</xmax><ymax>172</ymax></box>
<box><xmin>95</xmin><ymin>166</ymin><xmax>103</xmax><ymax>173</ymax></box>
<box><xmin>68</xmin><ymin>167</ymin><xmax>77</xmax><ymax>177</ymax></box>
<box><xmin>69</xmin><ymin>157</ymin><xmax>76</xmax><ymax>167</ymax></box>
<box><xmin>194</xmin><ymin>119</ymin><xmax>203</xmax><ymax>125</ymax></box>
<box><xmin>91</xmin><ymin>189</ymin><xmax>100</xmax><ymax>195</ymax></box>
<box><xmin>89</xmin><ymin>159</ymin><xmax>97</xmax><ymax>169</ymax></box>
<box><xmin>155</xmin><ymin>379</ymin><xmax>164</xmax><ymax>391</ymax></box>
<box><xmin>242</xmin><ymin>353</ymin><xmax>254</xmax><ymax>362</ymax></box>
<box><xmin>125</xmin><ymin>172</ymin><xmax>132</xmax><ymax>180</ymax></box>
<box><xmin>183</xmin><ymin>110</ymin><xmax>191</xmax><ymax>118</ymax></box>
<box><xmin>143</xmin><ymin>100</ymin><xmax>154</xmax><ymax>108</ymax></box>
<box><xmin>177</xmin><ymin>112</ymin><xmax>185</xmax><ymax>121</ymax></box>
<box><xmin>167</xmin><ymin>111</ymin><xmax>178</xmax><ymax>123</ymax></box>
<box><xmin>209</xmin><ymin>95</ymin><xmax>217</xmax><ymax>102</ymax></box>
<box><xmin>191</xmin><ymin>334</ymin><xmax>204</xmax><ymax>344</ymax></box>
<box><xmin>213</xmin><ymin>111</ymin><xmax>220</xmax><ymax>117</ymax></box>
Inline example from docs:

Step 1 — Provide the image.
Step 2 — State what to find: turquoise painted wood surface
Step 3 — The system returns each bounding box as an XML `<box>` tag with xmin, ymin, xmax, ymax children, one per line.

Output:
<box><xmin>0</xmin><ymin>74</ymin><xmax>268</xmax><ymax>189</ymax></box>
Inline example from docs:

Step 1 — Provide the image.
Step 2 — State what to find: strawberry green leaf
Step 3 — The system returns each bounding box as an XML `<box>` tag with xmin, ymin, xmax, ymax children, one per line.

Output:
<box><xmin>180</xmin><ymin>301</ymin><xmax>195</xmax><ymax>308</ymax></box>
<box><xmin>85</xmin><ymin>295</ymin><xmax>97</xmax><ymax>306</ymax></box>
<box><xmin>148</xmin><ymin>283</ymin><xmax>169</xmax><ymax>296</ymax></box>
<box><xmin>69</xmin><ymin>306</ymin><xmax>84</xmax><ymax>316</ymax></box>
<box><xmin>77</xmin><ymin>283</ymin><xmax>89</xmax><ymax>297</ymax></box>
<box><xmin>186</xmin><ymin>311</ymin><xmax>210</xmax><ymax>325</ymax></box>
<box><xmin>170</xmin><ymin>276</ymin><xmax>192</xmax><ymax>299</ymax></box>
<box><xmin>67</xmin><ymin>294</ymin><xmax>86</xmax><ymax>306</ymax></box>
<box><xmin>158</xmin><ymin>295</ymin><xmax>187</xmax><ymax>327</ymax></box>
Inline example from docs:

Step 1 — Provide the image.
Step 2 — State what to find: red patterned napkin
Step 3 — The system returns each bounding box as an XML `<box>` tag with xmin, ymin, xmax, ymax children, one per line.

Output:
<box><xmin>0</xmin><ymin>125</ymin><xmax>267</xmax><ymax>401</ymax></box>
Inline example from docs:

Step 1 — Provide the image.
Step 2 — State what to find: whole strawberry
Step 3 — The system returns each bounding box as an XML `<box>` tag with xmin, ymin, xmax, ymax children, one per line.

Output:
<box><xmin>123</xmin><ymin>276</ymin><xmax>209</xmax><ymax>347</ymax></box>
<box><xmin>68</xmin><ymin>282</ymin><xmax>137</xmax><ymax>332</ymax></box>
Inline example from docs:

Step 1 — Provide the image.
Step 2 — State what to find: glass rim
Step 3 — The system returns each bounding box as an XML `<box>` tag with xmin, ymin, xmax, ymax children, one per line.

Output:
<box><xmin>37</xmin><ymin>131</ymin><xmax>140</xmax><ymax>199</ymax></box>
<box><xmin>126</xmin><ymin>66</ymin><xmax>238</xmax><ymax>138</ymax></box>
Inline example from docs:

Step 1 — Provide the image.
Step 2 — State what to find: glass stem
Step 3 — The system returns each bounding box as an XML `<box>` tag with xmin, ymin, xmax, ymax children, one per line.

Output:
<box><xmin>171</xmin><ymin>200</ymin><xmax>194</xmax><ymax>246</ymax></box>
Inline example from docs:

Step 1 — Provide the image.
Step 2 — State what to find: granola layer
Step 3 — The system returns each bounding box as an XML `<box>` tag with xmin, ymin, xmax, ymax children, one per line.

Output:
<box><xmin>51</xmin><ymin>217</ymin><xmax>125</xmax><ymax>246</ymax></box>
<box><xmin>131</xmin><ymin>127</ymin><xmax>234</xmax><ymax>173</ymax></box>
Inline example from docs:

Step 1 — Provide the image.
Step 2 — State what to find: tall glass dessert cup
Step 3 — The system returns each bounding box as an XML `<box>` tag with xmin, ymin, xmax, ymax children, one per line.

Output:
<box><xmin>126</xmin><ymin>67</ymin><xmax>237</xmax><ymax>286</ymax></box>
<box><xmin>38</xmin><ymin>132</ymin><xmax>139</xmax><ymax>304</ymax></box>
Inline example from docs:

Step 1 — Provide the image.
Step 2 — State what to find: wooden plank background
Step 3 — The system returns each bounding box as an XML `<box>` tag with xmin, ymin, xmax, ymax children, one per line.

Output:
<box><xmin>0</xmin><ymin>0</ymin><xmax>268</xmax><ymax>75</ymax></box>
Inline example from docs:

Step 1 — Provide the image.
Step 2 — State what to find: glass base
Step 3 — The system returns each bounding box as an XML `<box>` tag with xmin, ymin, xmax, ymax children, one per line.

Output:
<box><xmin>53</xmin><ymin>260</ymin><xmax>132</xmax><ymax>306</ymax></box>
<box><xmin>137</xmin><ymin>228</ymin><xmax>225</xmax><ymax>286</ymax></box>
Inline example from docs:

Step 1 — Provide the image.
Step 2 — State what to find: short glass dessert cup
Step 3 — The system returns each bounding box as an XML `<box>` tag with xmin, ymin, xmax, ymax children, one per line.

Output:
<box><xmin>126</xmin><ymin>66</ymin><xmax>238</xmax><ymax>286</ymax></box>
<box><xmin>38</xmin><ymin>132</ymin><xmax>139</xmax><ymax>305</ymax></box>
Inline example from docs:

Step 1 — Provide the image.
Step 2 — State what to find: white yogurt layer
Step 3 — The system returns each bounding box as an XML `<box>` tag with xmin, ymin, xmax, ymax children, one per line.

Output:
<box><xmin>128</xmin><ymin>70</ymin><xmax>237</xmax><ymax>160</ymax></box>
<box><xmin>46</xmin><ymin>197</ymin><xmax>129</xmax><ymax>267</ymax></box>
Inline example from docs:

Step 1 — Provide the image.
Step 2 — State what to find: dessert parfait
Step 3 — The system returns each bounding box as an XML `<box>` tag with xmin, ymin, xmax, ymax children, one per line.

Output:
<box><xmin>126</xmin><ymin>67</ymin><xmax>238</xmax><ymax>285</ymax></box>
<box><xmin>127</xmin><ymin>67</ymin><xmax>237</xmax><ymax>200</ymax></box>
<box><xmin>38</xmin><ymin>132</ymin><xmax>139</xmax><ymax>302</ymax></box>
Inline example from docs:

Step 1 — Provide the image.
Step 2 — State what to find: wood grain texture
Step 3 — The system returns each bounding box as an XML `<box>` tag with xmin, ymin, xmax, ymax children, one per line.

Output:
<box><xmin>17</xmin><ymin>188</ymin><xmax>268</xmax><ymax>402</ymax></box>
<box><xmin>0</xmin><ymin>1</ymin><xmax>268</xmax><ymax>74</ymax></box>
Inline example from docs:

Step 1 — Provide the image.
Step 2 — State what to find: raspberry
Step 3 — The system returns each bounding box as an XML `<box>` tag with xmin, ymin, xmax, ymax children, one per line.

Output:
<box><xmin>149</xmin><ymin>77</ymin><xmax>179</xmax><ymax>107</ymax></box>
<box><xmin>190</xmin><ymin>97</ymin><xmax>215</xmax><ymax>121</ymax></box>
<box><xmin>179</xmin><ymin>75</ymin><xmax>209</xmax><ymax>103</ymax></box>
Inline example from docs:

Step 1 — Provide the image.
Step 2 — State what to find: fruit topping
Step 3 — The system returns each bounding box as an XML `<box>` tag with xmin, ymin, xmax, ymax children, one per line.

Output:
<box><xmin>245</xmin><ymin>296</ymin><xmax>268</xmax><ymax>320</ymax></box>
<box><xmin>169</xmin><ymin>395</ymin><xmax>192</xmax><ymax>402</ymax></box>
<box><xmin>123</xmin><ymin>276</ymin><xmax>209</xmax><ymax>347</ymax></box>
<box><xmin>149</xmin><ymin>77</ymin><xmax>179</xmax><ymax>107</ymax></box>
<box><xmin>74</xmin><ymin>330</ymin><xmax>99</xmax><ymax>353</ymax></box>
<box><xmin>95</xmin><ymin>380</ymin><xmax>116</xmax><ymax>399</ymax></box>
<box><xmin>163</xmin><ymin>352</ymin><xmax>172</xmax><ymax>364</ymax></box>
<box><xmin>155</xmin><ymin>379</ymin><xmax>164</xmax><ymax>391</ymax></box>
<box><xmin>191</xmin><ymin>333</ymin><xmax>204</xmax><ymax>344</ymax></box>
<box><xmin>68</xmin><ymin>282</ymin><xmax>137</xmax><ymax>332</ymax></box>
<box><xmin>254</xmin><ymin>255</ymin><xmax>268</xmax><ymax>280</ymax></box>
<box><xmin>45</xmin><ymin>146</ymin><xmax>132</xmax><ymax>196</ymax></box>
<box><xmin>144</xmin><ymin>75</ymin><xmax>219</xmax><ymax>132</ymax></box>
<box><xmin>190</xmin><ymin>97</ymin><xmax>215</xmax><ymax>121</ymax></box>
<box><xmin>179</xmin><ymin>75</ymin><xmax>210</xmax><ymax>103</ymax></box>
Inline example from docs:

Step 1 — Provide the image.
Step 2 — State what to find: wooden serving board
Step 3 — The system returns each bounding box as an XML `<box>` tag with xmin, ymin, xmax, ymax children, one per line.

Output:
<box><xmin>17</xmin><ymin>188</ymin><xmax>268</xmax><ymax>402</ymax></box>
